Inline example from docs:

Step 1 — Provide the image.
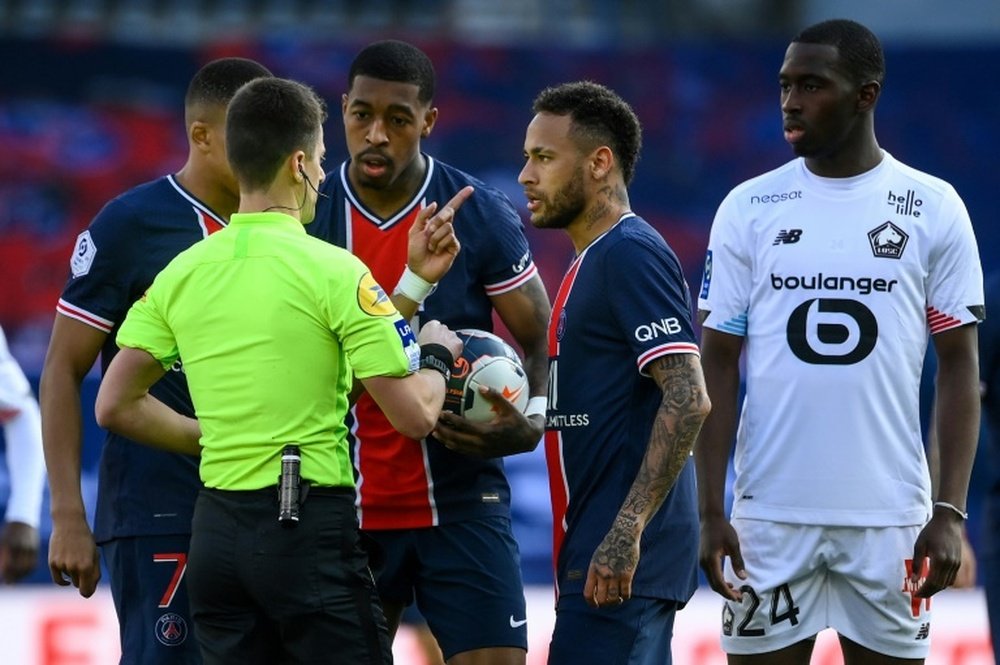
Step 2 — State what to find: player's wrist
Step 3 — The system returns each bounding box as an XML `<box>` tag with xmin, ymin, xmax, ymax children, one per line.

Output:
<box><xmin>932</xmin><ymin>500</ymin><xmax>968</xmax><ymax>521</ymax></box>
<box><xmin>394</xmin><ymin>266</ymin><xmax>437</xmax><ymax>304</ymax></box>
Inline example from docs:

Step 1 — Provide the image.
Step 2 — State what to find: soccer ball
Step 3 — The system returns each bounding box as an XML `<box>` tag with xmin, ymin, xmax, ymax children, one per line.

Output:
<box><xmin>444</xmin><ymin>329</ymin><xmax>529</xmax><ymax>422</ymax></box>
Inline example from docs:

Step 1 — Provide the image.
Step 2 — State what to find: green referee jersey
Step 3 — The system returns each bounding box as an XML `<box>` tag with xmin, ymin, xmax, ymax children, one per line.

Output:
<box><xmin>117</xmin><ymin>211</ymin><xmax>419</xmax><ymax>490</ymax></box>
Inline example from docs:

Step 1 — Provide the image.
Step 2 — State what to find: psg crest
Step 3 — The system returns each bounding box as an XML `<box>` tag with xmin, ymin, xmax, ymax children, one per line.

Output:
<box><xmin>154</xmin><ymin>612</ymin><xmax>189</xmax><ymax>647</ymax></box>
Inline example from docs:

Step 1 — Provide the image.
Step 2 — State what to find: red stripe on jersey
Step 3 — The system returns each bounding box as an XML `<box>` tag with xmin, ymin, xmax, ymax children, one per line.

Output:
<box><xmin>56</xmin><ymin>299</ymin><xmax>114</xmax><ymax>333</ymax></box>
<box><xmin>354</xmin><ymin>393</ymin><xmax>435</xmax><ymax>528</ymax></box>
<box><xmin>548</xmin><ymin>255</ymin><xmax>584</xmax><ymax>353</ymax></box>
<box><xmin>196</xmin><ymin>209</ymin><xmax>225</xmax><ymax>237</ymax></box>
<box><xmin>347</xmin><ymin>199</ymin><xmax>437</xmax><ymax>528</ymax></box>
<box><xmin>545</xmin><ymin>429</ymin><xmax>568</xmax><ymax>592</ymax></box>
<box><xmin>926</xmin><ymin>306</ymin><xmax>964</xmax><ymax>334</ymax></box>
<box><xmin>347</xmin><ymin>201</ymin><xmax>413</xmax><ymax>291</ymax></box>
<box><xmin>545</xmin><ymin>255</ymin><xmax>584</xmax><ymax>585</ymax></box>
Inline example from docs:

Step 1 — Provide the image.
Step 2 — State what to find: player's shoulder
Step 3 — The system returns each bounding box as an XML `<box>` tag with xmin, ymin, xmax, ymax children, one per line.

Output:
<box><xmin>603</xmin><ymin>214</ymin><xmax>681</xmax><ymax>268</ymax></box>
<box><xmin>883</xmin><ymin>152</ymin><xmax>959</xmax><ymax>200</ymax></box>
<box><xmin>89</xmin><ymin>176</ymin><xmax>177</xmax><ymax>231</ymax></box>
<box><xmin>724</xmin><ymin>159</ymin><xmax>801</xmax><ymax>203</ymax></box>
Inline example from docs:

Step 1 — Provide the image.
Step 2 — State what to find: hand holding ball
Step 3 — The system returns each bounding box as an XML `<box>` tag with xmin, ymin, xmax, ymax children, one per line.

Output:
<box><xmin>443</xmin><ymin>329</ymin><xmax>529</xmax><ymax>422</ymax></box>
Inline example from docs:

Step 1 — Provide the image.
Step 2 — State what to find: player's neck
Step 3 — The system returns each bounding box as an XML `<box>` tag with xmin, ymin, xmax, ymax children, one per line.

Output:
<box><xmin>567</xmin><ymin>185</ymin><xmax>631</xmax><ymax>254</ymax></box>
<box><xmin>175</xmin><ymin>160</ymin><xmax>240</xmax><ymax>220</ymax></box>
<box><xmin>804</xmin><ymin>133</ymin><xmax>882</xmax><ymax>179</ymax></box>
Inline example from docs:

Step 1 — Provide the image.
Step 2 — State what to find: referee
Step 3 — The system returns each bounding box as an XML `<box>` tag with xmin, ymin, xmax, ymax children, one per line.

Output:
<box><xmin>95</xmin><ymin>77</ymin><xmax>463</xmax><ymax>665</ymax></box>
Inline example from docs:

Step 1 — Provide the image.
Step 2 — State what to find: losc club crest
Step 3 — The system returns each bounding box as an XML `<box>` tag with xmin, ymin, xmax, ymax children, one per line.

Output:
<box><xmin>154</xmin><ymin>612</ymin><xmax>189</xmax><ymax>647</ymax></box>
<box><xmin>867</xmin><ymin>221</ymin><xmax>908</xmax><ymax>259</ymax></box>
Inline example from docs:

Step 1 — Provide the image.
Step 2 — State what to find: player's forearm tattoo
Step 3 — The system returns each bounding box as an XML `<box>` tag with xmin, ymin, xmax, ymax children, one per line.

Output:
<box><xmin>598</xmin><ymin>354</ymin><xmax>708</xmax><ymax>573</ymax></box>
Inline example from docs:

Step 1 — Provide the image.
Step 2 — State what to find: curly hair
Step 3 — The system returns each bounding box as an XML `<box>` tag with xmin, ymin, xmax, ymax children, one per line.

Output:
<box><xmin>349</xmin><ymin>40</ymin><xmax>436</xmax><ymax>105</ymax></box>
<box><xmin>532</xmin><ymin>81</ymin><xmax>642</xmax><ymax>185</ymax></box>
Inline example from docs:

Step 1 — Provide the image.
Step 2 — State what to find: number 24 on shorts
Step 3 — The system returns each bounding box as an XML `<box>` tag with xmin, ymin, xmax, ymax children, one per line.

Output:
<box><xmin>722</xmin><ymin>583</ymin><xmax>800</xmax><ymax>637</ymax></box>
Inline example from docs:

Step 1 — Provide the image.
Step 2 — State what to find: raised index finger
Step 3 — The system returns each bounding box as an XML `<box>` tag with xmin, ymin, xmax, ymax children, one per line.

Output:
<box><xmin>440</xmin><ymin>186</ymin><xmax>474</xmax><ymax>217</ymax></box>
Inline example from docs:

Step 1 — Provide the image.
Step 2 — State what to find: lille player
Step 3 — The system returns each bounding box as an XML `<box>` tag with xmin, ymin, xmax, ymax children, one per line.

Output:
<box><xmin>0</xmin><ymin>324</ymin><xmax>45</xmax><ymax>584</ymax></box>
<box><xmin>40</xmin><ymin>58</ymin><xmax>272</xmax><ymax>664</ymax></box>
<box><xmin>308</xmin><ymin>40</ymin><xmax>551</xmax><ymax>664</ymax></box>
<box><xmin>696</xmin><ymin>19</ymin><xmax>983</xmax><ymax>664</ymax></box>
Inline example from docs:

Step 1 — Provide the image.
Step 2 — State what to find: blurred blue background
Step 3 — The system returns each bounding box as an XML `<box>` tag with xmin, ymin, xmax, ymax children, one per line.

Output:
<box><xmin>1</xmin><ymin>0</ymin><xmax>999</xmax><ymax>589</ymax></box>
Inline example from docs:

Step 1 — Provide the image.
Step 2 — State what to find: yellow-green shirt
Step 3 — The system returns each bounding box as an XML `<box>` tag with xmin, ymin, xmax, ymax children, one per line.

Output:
<box><xmin>117</xmin><ymin>211</ymin><xmax>418</xmax><ymax>490</ymax></box>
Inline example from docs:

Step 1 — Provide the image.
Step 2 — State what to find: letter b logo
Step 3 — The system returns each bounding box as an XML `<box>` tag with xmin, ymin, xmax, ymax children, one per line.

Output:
<box><xmin>786</xmin><ymin>298</ymin><xmax>877</xmax><ymax>365</ymax></box>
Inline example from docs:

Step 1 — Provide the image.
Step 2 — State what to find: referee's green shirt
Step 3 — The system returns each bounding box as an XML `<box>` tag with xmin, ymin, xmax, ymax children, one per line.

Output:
<box><xmin>117</xmin><ymin>211</ymin><xmax>419</xmax><ymax>490</ymax></box>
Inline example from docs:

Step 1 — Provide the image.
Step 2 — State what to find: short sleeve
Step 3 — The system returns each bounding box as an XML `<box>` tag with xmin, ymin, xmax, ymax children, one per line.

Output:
<box><xmin>604</xmin><ymin>235</ymin><xmax>699</xmax><ymax>376</ymax></box>
<box><xmin>698</xmin><ymin>192</ymin><xmax>752</xmax><ymax>336</ymax></box>
<box><xmin>116</xmin><ymin>279</ymin><xmax>180</xmax><ymax>371</ymax></box>
<box><xmin>326</xmin><ymin>256</ymin><xmax>420</xmax><ymax>379</ymax></box>
<box><xmin>926</xmin><ymin>187</ymin><xmax>984</xmax><ymax>334</ymax></box>
<box><xmin>469</xmin><ymin>189</ymin><xmax>537</xmax><ymax>296</ymax></box>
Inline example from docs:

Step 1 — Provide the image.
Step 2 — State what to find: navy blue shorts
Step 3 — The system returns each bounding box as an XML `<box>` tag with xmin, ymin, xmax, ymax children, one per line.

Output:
<box><xmin>102</xmin><ymin>534</ymin><xmax>200</xmax><ymax>665</ymax></box>
<box><xmin>548</xmin><ymin>594</ymin><xmax>679</xmax><ymax>665</ymax></box>
<box><xmin>368</xmin><ymin>515</ymin><xmax>528</xmax><ymax>659</ymax></box>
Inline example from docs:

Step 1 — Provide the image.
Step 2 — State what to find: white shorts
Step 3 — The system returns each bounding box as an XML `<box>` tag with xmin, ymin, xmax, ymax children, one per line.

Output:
<box><xmin>720</xmin><ymin>518</ymin><xmax>931</xmax><ymax>659</ymax></box>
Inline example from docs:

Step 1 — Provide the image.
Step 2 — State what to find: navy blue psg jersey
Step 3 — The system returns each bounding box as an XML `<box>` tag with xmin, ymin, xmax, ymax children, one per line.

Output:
<box><xmin>309</xmin><ymin>156</ymin><xmax>538</xmax><ymax>529</ymax></box>
<box><xmin>57</xmin><ymin>175</ymin><xmax>224</xmax><ymax>542</ymax></box>
<box><xmin>545</xmin><ymin>214</ymin><xmax>699</xmax><ymax>601</ymax></box>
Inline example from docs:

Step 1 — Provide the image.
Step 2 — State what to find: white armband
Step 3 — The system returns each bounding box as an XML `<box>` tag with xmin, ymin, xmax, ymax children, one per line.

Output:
<box><xmin>393</xmin><ymin>266</ymin><xmax>437</xmax><ymax>304</ymax></box>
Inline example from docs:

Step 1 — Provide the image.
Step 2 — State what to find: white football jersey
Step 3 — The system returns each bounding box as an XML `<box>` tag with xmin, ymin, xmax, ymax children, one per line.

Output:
<box><xmin>699</xmin><ymin>152</ymin><xmax>983</xmax><ymax>527</ymax></box>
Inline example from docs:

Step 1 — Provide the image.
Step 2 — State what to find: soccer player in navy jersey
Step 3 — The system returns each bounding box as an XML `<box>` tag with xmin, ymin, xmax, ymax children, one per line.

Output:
<box><xmin>39</xmin><ymin>57</ymin><xmax>271</xmax><ymax>665</ymax></box>
<box><xmin>519</xmin><ymin>81</ymin><xmax>710</xmax><ymax>665</ymax></box>
<box><xmin>308</xmin><ymin>40</ymin><xmax>551</xmax><ymax>665</ymax></box>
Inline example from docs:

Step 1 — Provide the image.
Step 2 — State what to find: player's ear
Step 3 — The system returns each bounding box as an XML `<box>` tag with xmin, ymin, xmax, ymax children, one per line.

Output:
<box><xmin>421</xmin><ymin>107</ymin><xmax>439</xmax><ymax>138</ymax></box>
<box><xmin>190</xmin><ymin>121</ymin><xmax>211</xmax><ymax>154</ymax></box>
<box><xmin>590</xmin><ymin>145</ymin><xmax>614</xmax><ymax>181</ymax></box>
<box><xmin>857</xmin><ymin>80</ymin><xmax>880</xmax><ymax>112</ymax></box>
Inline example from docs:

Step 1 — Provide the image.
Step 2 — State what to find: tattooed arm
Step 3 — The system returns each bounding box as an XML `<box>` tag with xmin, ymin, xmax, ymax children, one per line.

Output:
<box><xmin>584</xmin><ymin>353</ymin><xmax>711</xmax><ymax>609</ymax></box>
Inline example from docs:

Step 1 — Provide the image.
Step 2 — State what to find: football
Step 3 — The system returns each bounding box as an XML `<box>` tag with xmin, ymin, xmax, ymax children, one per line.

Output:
<box><xmin>443</xmin><ymin>329</ymin><xmax>529</xmax><ymax>422</ymax></box>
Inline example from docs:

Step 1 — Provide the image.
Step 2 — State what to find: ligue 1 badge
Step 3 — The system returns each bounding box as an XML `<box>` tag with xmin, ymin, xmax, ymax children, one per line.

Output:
<box><xmin>70</xmin><ymin>230</ymin><xmax>97</xmax><ymax>277</ymax></box>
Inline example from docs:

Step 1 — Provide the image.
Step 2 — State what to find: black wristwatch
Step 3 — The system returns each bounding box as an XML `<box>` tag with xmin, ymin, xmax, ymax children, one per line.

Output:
<box><xmin>419</xmin><ymin>343</ymin><xmax>453</xmax><ymax>382</ymax></box>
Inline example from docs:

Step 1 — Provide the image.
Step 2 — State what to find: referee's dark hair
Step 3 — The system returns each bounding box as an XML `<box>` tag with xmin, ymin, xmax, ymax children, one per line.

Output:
<box><xmin>226</xmin><ymin>78</ymin><xmax>328</xmax><ymax>191</ymax></box>
<box><xmin>532</xmin><ymin>81</ymin><xmax>643</xmax><ymax>186</ymax></box>
<box><xmin>349</xmin><ymin>40</ymin><xmax>436</xmax><ymax>105</ymax></box>
<box><xmin>184</xmin><ymin>57</ymin><xmax>272</xmax><ymax>124</ymax></box>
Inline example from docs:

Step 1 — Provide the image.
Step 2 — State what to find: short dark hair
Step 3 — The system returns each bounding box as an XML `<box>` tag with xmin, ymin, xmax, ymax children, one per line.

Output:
<box><xmin>532</xmin><ymin>81</ymin><xmax>642</xmax><ymax>185</ymax></box>
<box><xmin>793</xmin><ymin>19</ymin><xmax>885</xmax><ymax>85</ymax></box>
<box><xmin>348</xmin><ymin>40</ymin><xmax>436</xmax><ymax>105</ymax></box>
<box><xmin>185</xmin><ymin>57</ymin><xmax>272</xmax><ymax>110</ymax></box>
<box><xmin>226</xmin><ymin>78</ymin><xmax>327</xmax><ymax>190</ymax></box>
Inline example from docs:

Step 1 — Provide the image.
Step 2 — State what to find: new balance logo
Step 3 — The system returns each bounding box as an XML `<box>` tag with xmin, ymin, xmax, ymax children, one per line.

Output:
<box><xmin>915</xmin><ymin>622</ymin><xmax>930</xmax><ymax>640</ymax></box>
<box><xmin>887</xmin><ymin>189</ymin><xmax>922</xmax><ymax>217</ymax></box>
<box><xmin>773</xmin><ymin>229</ymin><xmax>803</xmax><ymax>245</ymax></box>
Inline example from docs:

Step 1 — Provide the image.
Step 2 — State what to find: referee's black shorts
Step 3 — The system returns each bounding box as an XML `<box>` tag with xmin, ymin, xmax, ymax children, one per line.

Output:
<box><xmin>187</xmin><ymin>486</ymin><xmax>392</xmax><ymax>665</ymax></box>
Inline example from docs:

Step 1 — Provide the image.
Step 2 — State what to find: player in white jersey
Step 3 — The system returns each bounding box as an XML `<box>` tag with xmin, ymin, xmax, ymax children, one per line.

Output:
<box><xmin>0</xmin><ymin>325</ymin><xmax>45</xmax><ymax>583</ymax></box>
<box><xmin>695</xmin><ymin>19</ymin><xmax>983</xmax><ymax>664</ymax></box>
